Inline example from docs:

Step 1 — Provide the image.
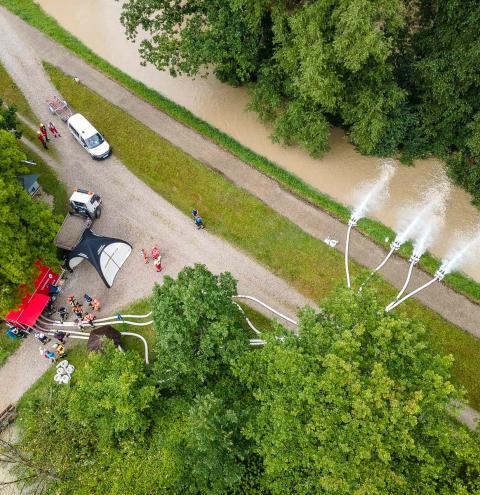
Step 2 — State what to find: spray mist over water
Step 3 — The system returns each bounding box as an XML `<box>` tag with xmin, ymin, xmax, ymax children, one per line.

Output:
<box><xmin>351</xmin><ymin>159</ymin><xmax>396</xmax><ymax>221</ymax></box>
<box><xmin>394</xmin><ymin>176</ymin><xmax>450</xmax><ymax>251</ymax></box>
<box><xmin>440</xmin><ymin>227</ymin><xmax>480</xmax><ymax>275</ymax></box>
<box><xmin>412</xmin><ymin>219</ymin><xmax>442</xmax><ymax>258</ymax></box>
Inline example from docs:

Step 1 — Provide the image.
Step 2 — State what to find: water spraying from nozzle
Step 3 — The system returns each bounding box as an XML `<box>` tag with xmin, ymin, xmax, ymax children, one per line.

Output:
<box><xmin>386</xmin><ymin>226</ymin><xmax>480</xmax><ymax>313</ymax></box>
<box><xmin>345</xmin><ymin>160</ymin><xmax>396</xmax><ymax>289</ymax></box>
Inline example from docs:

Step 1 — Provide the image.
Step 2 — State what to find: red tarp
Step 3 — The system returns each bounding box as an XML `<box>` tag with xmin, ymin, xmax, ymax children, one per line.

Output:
<box><xmin>5</xmin><ymin>263</ymin><xmax>59</xmax><ymax>328</ymax></box>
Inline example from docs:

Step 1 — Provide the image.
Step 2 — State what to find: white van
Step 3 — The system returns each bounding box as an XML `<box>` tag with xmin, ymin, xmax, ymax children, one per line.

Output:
<box><xmin>67</xmin><ymin>113</ymin><xmax>111</xmax><ymax>160</ymax></box>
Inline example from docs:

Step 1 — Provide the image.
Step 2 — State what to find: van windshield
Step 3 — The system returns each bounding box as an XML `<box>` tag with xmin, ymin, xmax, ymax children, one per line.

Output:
<box><xmin>85</xmin><ymin>133</ymin><xmax>104</xmax><ymax>149</ymax></box>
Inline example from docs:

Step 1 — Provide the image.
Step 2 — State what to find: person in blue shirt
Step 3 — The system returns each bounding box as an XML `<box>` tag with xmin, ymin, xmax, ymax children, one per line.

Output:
<box><xmin>195</xmin><ymin>216</ymin><xmax>204</xmax><ymax>229</ymax></box>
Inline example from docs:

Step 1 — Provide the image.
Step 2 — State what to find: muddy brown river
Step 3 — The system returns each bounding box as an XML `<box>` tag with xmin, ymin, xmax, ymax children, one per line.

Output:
<box><xmin>36</xmin><ymin>0</ymin><xmax>480</xmax><ymax>280</ymax></box>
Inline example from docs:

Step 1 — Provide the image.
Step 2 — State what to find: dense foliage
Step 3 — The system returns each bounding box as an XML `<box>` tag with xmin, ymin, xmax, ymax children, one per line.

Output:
<box><xmin>0</xmin><ymin>128</ymin><xmax>60</xmax><ymax>316</ymax></box>
<box><xmin>11</xmin><ymin>266</ymin><xmax>480</xmax><ymax>494</ymax></box>
<box><xmin>121</xmin><ymin>0</ymin><xmax>480</xmax><ymax>202</ymax></box>
<box><xmin>236</xmin><ymin>289</ymin><xmax>480</xmax><ymax>494</ymax></box>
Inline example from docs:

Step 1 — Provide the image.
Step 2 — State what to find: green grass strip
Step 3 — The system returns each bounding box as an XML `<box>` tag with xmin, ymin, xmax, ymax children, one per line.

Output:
<box><xmin>45</xmin><ymin>63</ymin><xmax>480</xmax><ymax>409</ymax></box>
<box><xmin>1</xmin><ymin>0</ymin><xmax>480</xmax><ymax>303</ymax></box>
<box><xmin>0</xmin><ymin>58</ymin><xmax>37</xmax><ymax>122</ymax></box>
<box><xmin>0</xmin><ymin>323</ymin><xmax>22</xmax><ymax>367</ymax></box>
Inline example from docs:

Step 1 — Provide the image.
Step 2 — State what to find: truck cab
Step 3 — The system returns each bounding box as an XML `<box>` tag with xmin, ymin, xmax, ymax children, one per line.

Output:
<box><xmin>69</xmin><ymin>189</ymin><xmax>102</xmax><ymax>219</ymax></box>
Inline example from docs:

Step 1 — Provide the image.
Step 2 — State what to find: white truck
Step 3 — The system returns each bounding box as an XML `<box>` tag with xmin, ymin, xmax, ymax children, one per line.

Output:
<box><xmin>54</xmin><ymin>189</ymin><xmax>102</xmax><ymax>251</ymax></box>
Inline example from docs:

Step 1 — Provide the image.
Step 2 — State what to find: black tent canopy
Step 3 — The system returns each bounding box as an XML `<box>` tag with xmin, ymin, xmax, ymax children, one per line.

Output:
<box><xmin>66</xmin><ymin>229</ymin><xmax>132</xmax><ymax>288</ymax></box>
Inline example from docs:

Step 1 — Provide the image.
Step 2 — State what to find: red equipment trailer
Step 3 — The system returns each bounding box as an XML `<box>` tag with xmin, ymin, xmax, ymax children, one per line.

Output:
<box><xmin>5</xmin><ymin>262</ymin><xmax>60</xmax><ymax>330</ymax></box>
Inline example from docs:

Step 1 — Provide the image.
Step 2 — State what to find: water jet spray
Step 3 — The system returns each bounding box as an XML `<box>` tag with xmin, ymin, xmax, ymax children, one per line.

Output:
<box><xmin>345</xmin><ymin>160</ymin><xmax>396</xmax><ymax>289</ymax></box>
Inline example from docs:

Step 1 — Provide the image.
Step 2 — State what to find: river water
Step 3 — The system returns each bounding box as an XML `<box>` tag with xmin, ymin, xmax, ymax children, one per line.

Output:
<box><xmin>36</xmin><ymin>0</ymin><xmax>480</xmax><ymax>281</ymax></box>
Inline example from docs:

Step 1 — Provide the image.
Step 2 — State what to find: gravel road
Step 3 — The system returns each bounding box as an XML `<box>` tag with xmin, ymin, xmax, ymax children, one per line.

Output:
<box><xmin>0</xmin><ymin>11</ymin><xmax>311</xmax><ymax>412</ymax></box>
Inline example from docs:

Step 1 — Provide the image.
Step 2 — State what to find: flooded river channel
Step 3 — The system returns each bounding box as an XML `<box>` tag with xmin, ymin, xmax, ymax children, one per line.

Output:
<box><xmin>37</xmin><ymin>0</ymin><xmax>480</xmax><ymax>280</ymax></box>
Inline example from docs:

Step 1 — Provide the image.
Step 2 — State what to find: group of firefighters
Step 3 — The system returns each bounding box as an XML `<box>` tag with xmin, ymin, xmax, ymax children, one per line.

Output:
<box><xmin>141</xmin><ymin>245</ymin><xmax>162</xmax><ymax>271</ymax></box>
<box><xmin>66</xmin><ymin>293</ymin><xmax>101</xmax><ymax>327</ymax></box>
<box><xmin>37</xmin><ymin>122</ymin><xmax>61</xmax><ymax>149</ymax></box>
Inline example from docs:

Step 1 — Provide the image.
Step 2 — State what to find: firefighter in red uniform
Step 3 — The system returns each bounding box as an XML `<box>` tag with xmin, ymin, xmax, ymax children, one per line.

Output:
<box><xmin>48</xmin><ymin>121</ymin><xmax>61</xmax><ymax>138</ymax></box>
<box><xmin>37</xmin><ymin>131</ymin><xmax>48</xmax><ymax>149</ymax></box>
<box><xmin>39</xmin><ymin>123</ymin><xmax>49</xmax><ymax>142</ymax></box>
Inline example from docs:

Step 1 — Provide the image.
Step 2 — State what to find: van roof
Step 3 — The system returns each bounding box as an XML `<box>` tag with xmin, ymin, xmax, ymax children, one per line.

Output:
<box><xmin>67</xmin><ymin>113</ymin><xmax>98</xmax><ymax>139</ymax></box>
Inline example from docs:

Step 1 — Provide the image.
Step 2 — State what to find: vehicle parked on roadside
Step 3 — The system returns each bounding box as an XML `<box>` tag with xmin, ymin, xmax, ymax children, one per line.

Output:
<box><xmin>67</xmin><ymin>113</ymin><xmax>111</xmax><ymax>159</ymax></box>
<box><xmin>55</xmin><ymin>189</ymin><xmax>103</xmax><ymax>251</ymax></box>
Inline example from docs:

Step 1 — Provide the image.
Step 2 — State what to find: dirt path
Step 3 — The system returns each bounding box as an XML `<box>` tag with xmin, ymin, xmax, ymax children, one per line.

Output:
<box><xmin>0</xmin><ymin>12</ymin><xmax>312</xmax><ymax>411</ymax></box>
<box><xmin>0</xmin><ymin>7</ymin><xmax>478</xmax><ymax>339</ymax></box>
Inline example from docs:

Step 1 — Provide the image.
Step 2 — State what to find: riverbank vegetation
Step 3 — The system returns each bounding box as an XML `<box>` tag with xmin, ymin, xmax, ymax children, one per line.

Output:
<box><xmin>8</xmin><ymin>266</ymin><xmax>480</xmax><ymax>494</ymax></box>
<box><xmin>121</xmin><ymin>0</ymin><xmax>480</xmax><ymax>205</ymax></box>
<box><xmin>2</xmin><ymin>0</ymin><xmax>480</xmax><ymax>304</ymax></box>
<box><xmin>44</xmin><ymin>62</ymin><xmax>480</xmax><ymax>409</ymax></box>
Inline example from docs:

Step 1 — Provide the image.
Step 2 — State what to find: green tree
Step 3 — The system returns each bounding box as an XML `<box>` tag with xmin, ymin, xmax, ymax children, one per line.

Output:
<box><xmin>235</xmin><ymin>288</ymin><xmax>480</xmax><ymax>494</ymax></box>
<box><xmin>121</xmin><ymin>0</ymin><xmax>480</xmax><ymax>204</ymax></box>
<box><xmin>151</xmin><ymin>264</ymin><xmax>249</xmax><ymax>396</ymax></box>
<box><xmin>0</xmin><ymin>98</ymin><xmax>21</xmax><ymax>138</ymax></box>
<box><xmin>16</xmin><ymin>345</ymin><xmax>157</xmax><ymax>494</ymax></box>
<box><xmin>180</xmin><ymin>392</ymin><xmax>251</xmax><ymax>494</ymax></box>
<box><xmin>65</xmin><ymin>343</ymin><xmax>157</xmax><ymax>448</ymax></box>
<box><xmin>0</xmin><ymin>130</ymin><xmax>60</xmax><ymax>315</ymax></box>
<box><xmin>120</xmin><ymin>0</ymin><xmax>272</xmax><ymax>85</ymax></box>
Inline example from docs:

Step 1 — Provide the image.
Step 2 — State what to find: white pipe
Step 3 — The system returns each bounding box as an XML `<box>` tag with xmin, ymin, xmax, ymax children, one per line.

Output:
<box><xmin>345</xmin><ymin>223</ymin><xmax>353</xmax><ymax>288</ymax></box>
<box><xmin>121</xmin><ymin>332</ymin><xmax>150</xmax><ymax>364</ymax></box>
<box><xmin>95</xmin><ymin>320</ymin><xmax>153</xmax><ymax>327</ymax></box>
<box><xmin>385</xmin><ymin>276</ymin><xmax>439</xmax><ymax>312</ymax></box>
<box><xmin>395</xmin><ymin>260</ymin><xmax>416</xmax><ymax>301</ymax></box>
<box><xmin>35</xmin><ymin>325</ymin><xmax>150</xmax><ymax>364</ymax></box>
<box><xmin>373</xmin><ymin>246</ymin><xmax>396</xmax><ymax>273</ymax></box>
<box><xmin>358</xmin><ymin>246</ymin><xmax>396</xmax><ymax>292</ymax></box>
<box><xmin>94</xmin><ymin>312</ymin><xmax>152</xmax><ymax>322</ymax></box>
<box><xmin>233</xmin><ymin>302</ymin><xmax>261</xmax><ymax>335</ymax></box>
<box><xmin>233</xmin><ymin>295</ymin><xmax>298</xmax><ymax>325</ymax></box>
<box><xmin>38</xmin><ymin>318</ymin><xmax>153</xmax><ymax>328</ymax></box>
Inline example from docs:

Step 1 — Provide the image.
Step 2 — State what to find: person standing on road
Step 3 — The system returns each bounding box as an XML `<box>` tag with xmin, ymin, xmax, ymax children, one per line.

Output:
<box><xmin>37</xmin><ymin>131</ymin><xmax>48</xmax><ymax>149</ymax></box>
<box><xmin>154</xmin><ymin>255</ymin><xmax>162</xmax><ymax>272</ymax></box>
<box><xmin>195</xmin><ymin>216</ymin><xmax>205</xmax><ymax>229</ymax></box>
<box><xmin>72</xmin><ymin>304</ymin><xmax>83</xmax><ymax>319</ymax></box>
<box><xmin>48</xmin><ymin>121</ymin><xmax>61</xmax><ymax>138</ymax></box>
<box><xmin>90</xmin><ymin>298</ymin><xmax>101</xmax><ymax>311</ymax></box>
<box><xmin>66</xmin><ymin>295</ymin><xmax>77</xmax><ymax>307</ymax></box>
<box><xmin>34</xmin><ymin>332</ymin><xmax>49</xmax><ymax>345</ymax></box>
<box><xmin>83</xmin><ymin>313</ymin><xmax>96</xmax><ymax>327</ymax></box>
<box><xmin>57</xmin><ymin>307</ymin><xmax>68</xmax><ymax>322</ymax></box>
<box><xmin>39</xmin><ymin>123</ymin><xmax>49</xmax><ymax>142</ymax></box>
<box><xmin>39</xmin><ymin>347</ymin><xmax>56</xmax><ymax>362</ymax></box>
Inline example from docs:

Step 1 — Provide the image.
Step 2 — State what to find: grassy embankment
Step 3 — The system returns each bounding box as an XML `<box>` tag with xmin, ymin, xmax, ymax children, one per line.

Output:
<box><xmin>1</xmin><ymin>0</ymin><xmax>480</xmax><ymax>304</ymax></box>
<box><xmin>0</xmin><ymin>60</ymin><xmax>66</xmax><ymax>209</ymax></box>
<box><xmin>0</xmin><ymin>59</ymin><xmax>61</xmax><ymax>160</ymax></box>
<box><xmin>44</xmin><ymin>63</ymin><xmax>480</xmax><ymax>409</ymax></box>
<box><xmin>0</xmin><ymin>60</ymin><xmax>43</xmax><ymax>148</ymax></box>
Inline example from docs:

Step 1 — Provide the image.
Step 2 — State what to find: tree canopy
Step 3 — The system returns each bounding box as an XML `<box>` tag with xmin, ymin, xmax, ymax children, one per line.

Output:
<box><xmin>0</xmin><ymin>129</ymin><xmax>60</xmax><ymax>316</ymax></box>
<box><xmin>121</xmin><ymin>0</ymin><xmax>480</xmax><ymax>202</ymax></box>
<box><xmin>235</xmin><ymin>288</ymin><xmax>480</xmax><ymax>494</ymax></box>
<box><xmin>151</xmin><ymin>263</ymin><xmax>249</xmax><ymax>396</ymax></box>
<box><xmin>11</xmin><ymin>268</ymin><xmax>480</xmax><ymax>494</ymax></box>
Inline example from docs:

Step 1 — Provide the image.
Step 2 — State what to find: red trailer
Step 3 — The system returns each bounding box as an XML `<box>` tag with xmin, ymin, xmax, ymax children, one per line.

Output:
<box><xmin>5</xmin><ymin>263</ymin><xmax>60</xmax><ymax>330</ymax></box>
